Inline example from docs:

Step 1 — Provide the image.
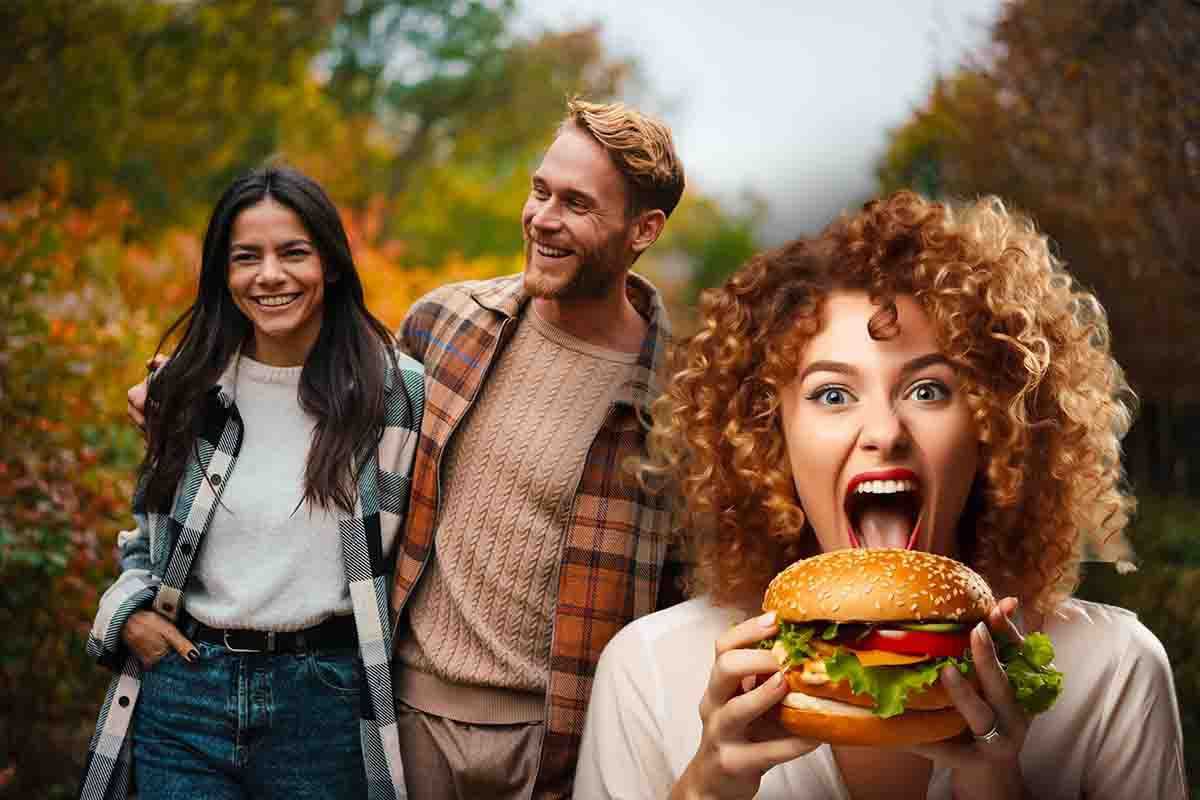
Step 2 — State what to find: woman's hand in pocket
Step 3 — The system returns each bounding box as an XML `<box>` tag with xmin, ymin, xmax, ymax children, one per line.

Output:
<box><xmin>122</xmin><ymin>610</ymin><xmax>197</xmax><ymax>669</ymax></box>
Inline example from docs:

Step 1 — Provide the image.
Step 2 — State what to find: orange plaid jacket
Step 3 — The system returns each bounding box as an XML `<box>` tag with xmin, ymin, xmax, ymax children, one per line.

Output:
<box><xmin>390</xmin><ymin>273</ymin><xmax>686</xmax><ymax>798</ymax></box>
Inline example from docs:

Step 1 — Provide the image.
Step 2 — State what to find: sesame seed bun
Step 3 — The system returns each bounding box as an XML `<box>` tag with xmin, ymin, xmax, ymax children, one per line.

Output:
<box><xmin>762</xmin><ymin>548</ymin><xmax>994</xmax><ymax>624</ymax></box>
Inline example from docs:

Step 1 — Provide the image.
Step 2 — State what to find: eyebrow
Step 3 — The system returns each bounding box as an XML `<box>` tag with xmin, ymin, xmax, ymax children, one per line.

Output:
<box><xmin>798</xmin><ymin>353</ymin><xmax>955</xmax><ymax>383</ymax></box>
<box><xmin>532</xmin><ymin>174</ymin><xmax>597</xmax><ymax>207</ymax></box>
<box><xmin>230</xmin><ymin>238</ymin><xmax>312</xmax><ymax>252</ymax></box>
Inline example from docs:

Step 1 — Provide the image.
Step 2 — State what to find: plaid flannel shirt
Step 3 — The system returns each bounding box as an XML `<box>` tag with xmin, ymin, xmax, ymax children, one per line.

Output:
<box><xmin>391</xmin><ymin>273</ymin><xmax>686</xmax><ymax>799</ymax></box>
<box><xmin>80</xmin><ymin>351</ymin><xmax>424</xmax><ymax>800</ymax></box>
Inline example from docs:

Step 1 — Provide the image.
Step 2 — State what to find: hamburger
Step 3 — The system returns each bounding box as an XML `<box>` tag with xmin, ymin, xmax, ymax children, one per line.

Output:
<box><xmin>759</xmin><ymin>548</ymin><xmax>1063</xmax><ymax>747</ymax></box>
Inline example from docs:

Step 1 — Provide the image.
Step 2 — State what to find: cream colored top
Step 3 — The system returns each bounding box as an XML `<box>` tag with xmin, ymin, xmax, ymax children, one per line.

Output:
<box><xmin>186</xmin><ymin>356</ymin><xmax>351</xmax><ymax>631</ymax></box>
<box><xmin>397</xmin><ymin>306</ymin><xmax>638</xmax><ymax>712</ymax></box>
<box><xmin>575</xmin><ymin>596</ymin><xmax>1187</xmax><ymax>800</ymax></box>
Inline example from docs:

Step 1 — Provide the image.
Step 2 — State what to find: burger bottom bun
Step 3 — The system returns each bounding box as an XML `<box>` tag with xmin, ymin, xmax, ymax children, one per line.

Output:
<box><xmin>776</xmin><ymin>692</ymin><xmax>967</xmax><ymax>747</ymax></box>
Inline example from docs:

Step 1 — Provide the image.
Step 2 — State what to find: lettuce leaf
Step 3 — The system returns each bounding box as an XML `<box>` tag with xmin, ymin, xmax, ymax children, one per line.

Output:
<box><xmin>997</xmin><ymin>632</ymin><xmax>1064</xmax><ymax>714</ymax></box>
<box><xmin>824</xmin><ymin>651</ymin><xmax>971</xmax><ymax>718</ymax></box>
<box><xmin>759</xmin><ymin>621</ymin><xmax>1064</xmax><ymax>719</ymax></box>
<box><xmin>759</xmin><ymin>621</ymin><xmax>818</xmax><ymax>666</ymax></box>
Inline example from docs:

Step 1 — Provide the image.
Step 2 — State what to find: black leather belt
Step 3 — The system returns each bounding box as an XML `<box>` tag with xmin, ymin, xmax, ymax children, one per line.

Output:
<box><xmin>188</xmin><ymin>615</ymin><xmax>358</xmax><ymax>653</ymax></box>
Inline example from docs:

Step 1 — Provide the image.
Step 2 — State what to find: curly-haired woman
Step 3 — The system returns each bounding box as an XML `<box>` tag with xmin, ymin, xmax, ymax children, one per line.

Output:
<box><xmin>573</xmin><ymin>192</ymin><xmax>1187</xmax><ymax>799</ymax></box>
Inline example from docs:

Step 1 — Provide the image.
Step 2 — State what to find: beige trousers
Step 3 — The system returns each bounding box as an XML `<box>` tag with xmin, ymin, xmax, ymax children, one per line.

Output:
<box><xmin>396</xmin><ymin>700</ymin><xmax>544</xmax><ymax>800</ymax></box>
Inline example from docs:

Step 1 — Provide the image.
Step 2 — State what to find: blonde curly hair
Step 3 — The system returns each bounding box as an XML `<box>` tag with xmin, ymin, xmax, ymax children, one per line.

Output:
<box><xmin>648</xmin><ymin>191</ymin><xmax>1135</xmax><ymax>613</ymax></box>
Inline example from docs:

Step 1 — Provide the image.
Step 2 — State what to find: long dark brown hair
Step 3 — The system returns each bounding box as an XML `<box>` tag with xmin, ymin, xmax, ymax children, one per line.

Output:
<box><xmin>141</xmin><ymin>166</ymin><xmax>400</xmax><ymax>513</ymax></box>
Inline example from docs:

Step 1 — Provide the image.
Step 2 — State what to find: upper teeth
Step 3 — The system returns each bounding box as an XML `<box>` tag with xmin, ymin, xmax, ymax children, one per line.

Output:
<box><xmin>537</xmin><ymin>244</ymin><xmax>570</xmax><ymax>257</ymax></box>
<box><xmin>257</xmin><ymin>295</ymin><xmax>298</xmax><ymax>306</ymax></box>
<box><xmin>854</xmin><ymin>479</ymin><xmax>916</xmax><ymax>494</ymax></box>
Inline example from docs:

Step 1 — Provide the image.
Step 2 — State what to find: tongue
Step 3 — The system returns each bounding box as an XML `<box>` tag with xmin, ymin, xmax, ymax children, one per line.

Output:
<box><xmin>857</xmin><ymin>508</ymin><xmax>913</xmax><ymax>549</ymax></box>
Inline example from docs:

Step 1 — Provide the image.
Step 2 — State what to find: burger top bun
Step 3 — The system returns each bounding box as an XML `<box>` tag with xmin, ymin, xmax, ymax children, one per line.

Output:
<box><xmin>762</xmin><ymin>548</ymin><xmax>994</xmax><ymax>624</ymax></box>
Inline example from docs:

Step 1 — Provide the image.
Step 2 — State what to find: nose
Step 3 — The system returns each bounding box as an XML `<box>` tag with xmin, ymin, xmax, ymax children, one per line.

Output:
<box><xmin>528</xmin><ymin>197</ymin><xmax>562</xmax><ymax>234</ymax></box>
<box><xmin>858</xmin><ymin>398</ymin><xmax>911</xmax><ymax>458</ymax></box>
<box><xmin>256</xmin><ymin>252</ymin><xmax>285</xmax><ymax>284</ymax></box>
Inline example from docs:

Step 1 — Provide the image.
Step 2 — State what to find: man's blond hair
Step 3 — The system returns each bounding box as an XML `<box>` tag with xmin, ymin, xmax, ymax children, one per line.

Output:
<box><xmin>564</xmin><ymin>97</ymin><xmax>685</xmax><ymax>218</ymax></box>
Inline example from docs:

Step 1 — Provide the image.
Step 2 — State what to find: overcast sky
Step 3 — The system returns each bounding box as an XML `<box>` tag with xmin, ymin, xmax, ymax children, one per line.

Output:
<box><xmin>518</xmin><ymin>1</ymin><xmax>1005</xmax><ymax>242</ymax></box>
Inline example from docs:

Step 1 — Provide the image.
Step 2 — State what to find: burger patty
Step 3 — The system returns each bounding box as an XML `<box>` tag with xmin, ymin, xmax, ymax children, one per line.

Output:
<box><xmin>784</xmin><ymin>660</ymin><xmax>962</xmax><ymax>711</ymax></box>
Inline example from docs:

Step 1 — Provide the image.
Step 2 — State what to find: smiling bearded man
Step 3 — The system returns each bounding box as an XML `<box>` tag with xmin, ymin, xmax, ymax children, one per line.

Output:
<box><xmin>121</xmin><ymin>99</ymin><xmax>688</xmax><ymax>799</ymax></box>
<box><xmin>388</xmin><ymin>98</ymin><xmax>688</xmax><ymax>800</ymax></box>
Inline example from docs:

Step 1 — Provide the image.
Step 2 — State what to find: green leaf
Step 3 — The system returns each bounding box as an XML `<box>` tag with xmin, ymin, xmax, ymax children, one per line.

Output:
<box><xmin>998</xmin><ymin>632</ymin><xmax>1064</xmax><ymax>714</ymax></box>
<box><xmin>824</xmin><ymin>651</ymin><xmax>971</xmax><ymax>718</ymax></box>
<box><xmin>759</xmin><ymin>621</ymin><xmax>818</xmax><ymax>667</ymax></box>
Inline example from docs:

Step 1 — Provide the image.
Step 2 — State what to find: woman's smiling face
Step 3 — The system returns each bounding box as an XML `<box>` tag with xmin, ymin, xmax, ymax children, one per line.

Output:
<box><xmin>779</xmin><ymin>291</ymin><xmax>980</xmax><ymax>558</ymax></box>
<box><xmin>226</xmin><ymin>198</ymin><xmax>326</xmax><ymax>366</ymax></box>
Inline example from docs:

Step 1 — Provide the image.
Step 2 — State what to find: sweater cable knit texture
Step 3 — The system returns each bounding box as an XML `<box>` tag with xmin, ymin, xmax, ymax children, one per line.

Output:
<box><xmin>396</xmin><ymin>307</ymin><xmax>637</xmax><ymax>721</ymax></box>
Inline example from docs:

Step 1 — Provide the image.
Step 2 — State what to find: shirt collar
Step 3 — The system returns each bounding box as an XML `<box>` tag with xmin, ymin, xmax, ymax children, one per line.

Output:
<box><xmin>469</xmin><ymin>272</ymin><xmax>671</xmax><ymax>411</ymax></box>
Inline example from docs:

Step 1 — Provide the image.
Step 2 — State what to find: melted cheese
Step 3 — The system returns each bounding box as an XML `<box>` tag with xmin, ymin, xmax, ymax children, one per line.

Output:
<box><xmin>811</xmin><ymin>639</ymin><xmax>928</xmax><ymax>667</ymax></box>
<box><xmin>848</xmin><ymin>648</ymin><xmax>930</xmax><ymax>668</ymax></box>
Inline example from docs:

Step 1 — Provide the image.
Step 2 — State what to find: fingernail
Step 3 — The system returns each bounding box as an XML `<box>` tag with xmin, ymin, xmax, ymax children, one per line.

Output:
<box><xmin>973</xmin><ymin>622</ymin><xmax>995</xmax><ymax>651</ymax></box>
<box><xmin>186</xmin><ymin>649</ymin><xmax>199</xmax><ymax>662</ymax></box>
<box><xmin>770</xmin><ymin>671</ymin><xmax>785</xmax><ymax>688</ymax></box>
<box><xmin>759</xmin><ymin>610</ymin><xmax>777</xmax><ymax>627</ymax></box>
<box><xmin>941</xmin><ymin>665</ymin><xmax>961</xmax><ymax>685</ymax></box>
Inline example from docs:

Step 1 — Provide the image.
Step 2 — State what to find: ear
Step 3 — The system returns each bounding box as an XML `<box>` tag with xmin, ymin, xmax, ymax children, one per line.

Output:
<box><xmin>629</xmin><ymin>209</ymin><xmax>667</xmax><ymax>255</ymax></box>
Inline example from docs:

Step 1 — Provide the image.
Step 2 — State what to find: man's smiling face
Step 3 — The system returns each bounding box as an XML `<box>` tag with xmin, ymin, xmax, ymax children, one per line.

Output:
<box><xmin>521</xmin><ymin>124</ymin><xmax>634</xmax><ymax>300</ymax></box>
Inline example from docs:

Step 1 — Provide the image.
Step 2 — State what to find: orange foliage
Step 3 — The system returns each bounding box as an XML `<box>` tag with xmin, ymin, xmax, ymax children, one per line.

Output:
<box><xmin>343</xmin><ymin>205</ymin><xmax>519</xmax><ymax>330</ymax></box>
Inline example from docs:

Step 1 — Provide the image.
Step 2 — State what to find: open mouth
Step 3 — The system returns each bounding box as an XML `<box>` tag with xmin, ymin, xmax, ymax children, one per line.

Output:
<box><xmin>253</xmin><ymin>293</ymin><xmax>301</xmax><ymax>308</ymax></box>
<box><xmin>844</xmin><ymin>472</ymin><xmax>923</xmax><ymax>550</ymax></box>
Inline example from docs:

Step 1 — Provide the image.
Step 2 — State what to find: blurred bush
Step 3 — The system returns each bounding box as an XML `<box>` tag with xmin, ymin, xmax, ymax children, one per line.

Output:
<box><xmin>0</xmin><ymin>178</ymin><xmax>148</xmax><ymax>796</ymax></box>
<box><xmin>1076</xmin><ymin>495</ymin><xmax>1200</xmax><ymax>793</ymax></box>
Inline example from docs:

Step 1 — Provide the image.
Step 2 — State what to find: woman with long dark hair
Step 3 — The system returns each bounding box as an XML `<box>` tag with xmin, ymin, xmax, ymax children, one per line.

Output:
<box><xmin>80</xmin><ymin>166</ymin><xmax>423</xmax><ymax>799</ymax></box>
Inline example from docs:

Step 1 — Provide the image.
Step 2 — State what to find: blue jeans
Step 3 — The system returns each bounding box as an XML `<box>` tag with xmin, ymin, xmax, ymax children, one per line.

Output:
<box><xmin>132</xmin><ymin>640</ymin><xmax>366</xmax><ymax>799</ymax></box>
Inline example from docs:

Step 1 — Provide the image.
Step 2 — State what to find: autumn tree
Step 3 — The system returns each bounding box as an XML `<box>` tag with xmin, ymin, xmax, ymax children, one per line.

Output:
<box><xmin>879</xmin><ymin>0</ymin><xmax>1200</xmax><ymax>494</ymax></box>
<box><xmin>0</xmin><ymin>0</ymin><xmax>347</xmax><ymax>229</ymax></box>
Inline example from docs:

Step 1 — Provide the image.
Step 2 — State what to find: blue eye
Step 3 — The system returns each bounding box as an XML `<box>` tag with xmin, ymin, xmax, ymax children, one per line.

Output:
<box><xmin>908</xmin><ymin>381</ymin><xmax>949</xmax><ymax>402</ymax></box>
<box><xmin>808</xmin><ymin>386</ymin><xmax>854</xmax><ymax>406</ymax></box>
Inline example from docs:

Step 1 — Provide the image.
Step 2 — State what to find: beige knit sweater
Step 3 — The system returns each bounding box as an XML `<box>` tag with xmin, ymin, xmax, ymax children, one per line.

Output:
<box><xmin>395</xmin><ymin>307</ymin><xmax>637</xmax><ymax>722</ymax></box>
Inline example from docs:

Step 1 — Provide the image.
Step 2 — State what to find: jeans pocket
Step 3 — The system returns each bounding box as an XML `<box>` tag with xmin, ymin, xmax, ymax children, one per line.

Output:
<box><xmin>307</xmin><ymin>653</ymin><xmax>361</xmax><ymax>695</ymax></box>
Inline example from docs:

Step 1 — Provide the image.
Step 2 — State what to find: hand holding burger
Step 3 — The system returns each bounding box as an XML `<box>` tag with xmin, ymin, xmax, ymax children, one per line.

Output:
<box><xmin>759</xmin><ymin>549</ymin><xmax>1063</xmax><ymax>748</ymax></box>
<box><xmin>669</xmin><ymin>610</ymin><xmax>821</xmax><ymax>800</ymax></box>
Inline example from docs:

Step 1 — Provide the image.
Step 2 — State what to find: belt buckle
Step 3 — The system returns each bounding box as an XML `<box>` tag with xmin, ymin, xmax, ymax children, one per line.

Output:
<box><xmin>223</xmin><ymin>630</ymin><xmax>275</xmax><ymax>653</ymax></box>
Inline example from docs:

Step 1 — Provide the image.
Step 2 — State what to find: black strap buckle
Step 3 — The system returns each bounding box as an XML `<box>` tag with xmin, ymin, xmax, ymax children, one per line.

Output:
<box><xmin>222</xmin><ymin>629</ymin><xmax>276</xmax><ymax>653</ymax></box>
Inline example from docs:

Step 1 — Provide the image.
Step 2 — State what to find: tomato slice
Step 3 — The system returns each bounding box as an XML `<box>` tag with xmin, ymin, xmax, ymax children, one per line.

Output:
<box><xmin>853</xmin><ymin>628</ymin><xmax>971</xmax><ymax>659</ymax></box>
